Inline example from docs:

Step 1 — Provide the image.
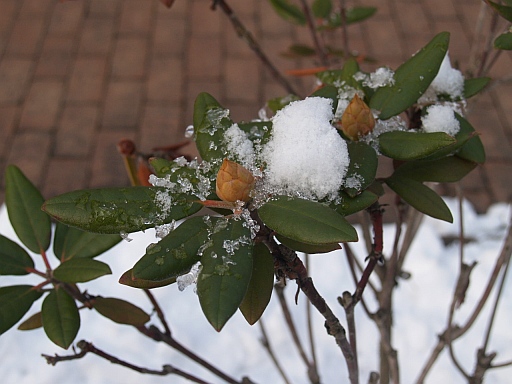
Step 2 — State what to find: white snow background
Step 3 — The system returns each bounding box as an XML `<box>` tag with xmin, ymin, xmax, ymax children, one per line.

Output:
<box><xmin>0</xmin><ymin>199</ymin><xmax>511</xmax><ymax>384</ymax></box>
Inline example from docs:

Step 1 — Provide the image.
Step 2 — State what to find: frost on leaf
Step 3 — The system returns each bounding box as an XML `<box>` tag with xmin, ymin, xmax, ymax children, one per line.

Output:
<box><xmin>261</xmin><ymin>97</ymin><xmax>350</xmax><ymax>201</ymax></box>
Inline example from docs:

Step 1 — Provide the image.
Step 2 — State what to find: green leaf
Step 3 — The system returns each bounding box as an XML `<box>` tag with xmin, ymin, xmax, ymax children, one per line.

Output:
<box><xmin>378</xmin><ymin>131</ymin><xmax>456</xmax><ymax>161</ymax></box>
<box><xmin>344</xmin><ymin>141</ymin><xmax>378</xmax><ymax>197</ymax></box>
<box><xmin>197</xmin><ymin>219</ymin><xmax>253</xmax><ymax>331</ymax></box>
<box><xmin>193</xmin><ymin>93</ymin><xmax>233</xmax><ymax>165</ymax></box>
<box><xmin>275</xmin><ymin>234</ymin><xmax>341</xmax><ymax>254</ymax></box>
<box><xmin>53</xmin><ymin>258</ymin><xmax>112</xmax><ymax>283</ymax></box>
<box><xmin>0</xmin><ymin>234</ymin><xmax>34</xmax><ymax>275</ymax></box>
<box><xmin>385</xmin><ymin>174</ymin><xmax>453</xmax><ymax>222</ymax></box>
<box><xmin>312</xmin><ymin>0</ymin><xmax>332</xmax><ymax>18</ymax></box>
<box><xmin>324</xmin><ymin>7</ymin><xmax>377</xmax><ymax>28</ymax></box>
<box><xmin>53</xmin><ymin>222</ymin><xmax>121</xmax><ymax>261</ymax></box>
<box><xmin>370</xmin><ymin>32</ymin><xmax>450</xmax><ymax>119</ymax></box>
<box><xmin>239</xmin><ymin>243</ymin><xmax>274</xmax><ymax>324</ymax></box>
<box><xmin>119</xmin><ymin>269</ymin><xmax>177</xmax><ymax>289</ymax></box>
<box><xmin>267</xmin><ymin>94</ymin><xmax>301</xmax><ymax>114</ymax></box>
<box><xmin>132</xmin><ymin>216</ymin><xmax>210</xmax><ymax>281</ymax></box>
<box><xmin>258</xmin><ymin>196</ymin><xmax>358</xmax><ymax>244</ymax></box>
<box><xmin>494</xmin><ymin>31</ymin><xmax>512</xmax><ymax>50</ymax></box>
<box><xmin>284</xmin><ymin>44</ymin><xmax>316</xmax><ymax>57</ymax></box>
<box><xmin>455</xmin><ymin>114</ymin><xmax>485</xmax><ymax>164</ymax></box>
<box><xmin>269</xmin><ymin>0</ymin><xmax>307</xmax><ymax>25</ymax></box>
<box><xmin>394</xmin><ymin>156</ymin><xmax>477</xmax><ymax>183</ymax></box>
<box><xmin>310</xmin><ymin>85</ymin><xmax>339</xmax><ymax>112</ymax></box>
<box><xmin>18</xmin><ymin>311</ymin><xmax>43</xmax><ymax>331</ymax></box>
<box><xmin>43</xmin><ymin>186</ymin><xmax>202</xmax><ymax>234</ymax></box>
<box><xmin>93</xmin><ymin>297</ymin><xmax>150</xmax><ymax>326</ymax></box>
<box><xmin>464</xmin><ymin>77</ymin><xmax>491</xmax><ymax>99</ymax></box>
<box><xmin>5</xmin><ymin>165</ymin><xmax>51</xmax><ymax>253</ymax></box>
<box><xmin>42</xmin><ymin>288</ymin><xmax>80</xmax><ymax>349</ymax></box>
<box><xmin>333</xmin><ymin>190</ymin><xmax>379</xmax><ymax>216</ymax></box>
<box><xmin>317</xmin><ymin>59</ymin><xmax>361</xmax><ymax>89</ymax></box>
<box><xmin>238</xmin><ymin>121</ymin><xmax>273</xmax><ymax>148</ymax></box>
<box><xmin>0</xmin><ymin>285</ymin><xmax>42</xmax><ymax>335</ymax></box>
<box><xmin>486</xmin><ymin>1</ymin><xmax>512</xmax><ymax>22</ymax></box>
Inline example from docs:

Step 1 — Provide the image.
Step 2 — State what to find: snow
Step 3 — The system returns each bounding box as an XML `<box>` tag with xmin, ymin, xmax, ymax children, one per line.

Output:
<box><xmin>261</xmin><ymin>97</ymin><xmax>350</xmax><ymax>201</ymax></box>
<box><xmin>223</xmin><ymin>124</ymin><xmax>255</xmax><ymax>169</ymax></box>
<box><xmin>1</xmin><ymin>198</ymin><xmax>511</xmax><ymax>384</ymax></box>
<box><xmin>421</xmin><ymin>104</ymin><xmax>461</xmax><ymax>136</ymax></box>
<box><xmin>353</xmin><ymin>67</ymin><xmax>395</xmax><ymax>89</ymax></box>
<box><xmin>418</xmin><ymin>52</ymin><xmax>465</xmax><ymax>103</ymax></box>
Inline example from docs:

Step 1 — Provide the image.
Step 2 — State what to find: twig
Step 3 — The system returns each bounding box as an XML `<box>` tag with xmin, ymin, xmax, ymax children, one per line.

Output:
<box><xmin>137</xmin><ymin>325</ymin><xmax>243</xmax><ymax>384</ymax></box>
<box><xmin>298</xmin><ymin>0</ymin><xmax>329</xmax><ymax>66</ymax></box>
<box><xmin>42</xmin><ymin>340</ymin><xmax>210</xmax><ymax>383</ymax></box>
<box><xmin>211</xmin><ymin>0</ymin><xmax>299</xmax><ymax>95</ymax></box>
<box><xmin>343</xmin><ymin>244</ymin><xmax>374</xmax><ymax>317</ymax></box>
<box><xmin>305</xmin><ymin>254</ymin><xmax>320</xmax><ymax>379</ymax></box>
<box><xmin>339</xmin><ymin>0</ymin><xmax>350</xmax><ymax>60</ymax></box>
<box><xmin>275</xmin><ymin>281</ymin><xmax>320</xmax><ymax>384</ymax></box>
<box><xmin>339</xmin><ymin>291</ymin><xmax>359</xmax><ymax>381</ymax></box>
<box><xmin>144</xmin><ymin>289</ymin><xmax>171</xmax><ymax>336</ymax></box>
<box><xmin>259</xmin><ymin>319</ymin><xmax>292</xmax><ymax>384</ymax></box>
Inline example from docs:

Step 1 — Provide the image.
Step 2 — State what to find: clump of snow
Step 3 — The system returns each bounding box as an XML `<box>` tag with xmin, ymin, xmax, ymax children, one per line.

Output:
<box><xmin>261</xmin><ymin>97</ymin><xmax>349</xmax><ymax>201</ymax></box>
<box><xmin>223</xmin><ymin>124</ymin><xmax>255</xmax><ymax>169</ymax></box>
<box><xmin>418</xmin><ymin>53</ymin><xmax>465</xmax><ymax>103</ymax></box>
<box><xmin>421</xmin><ymin>104</ymin><xmax>460</xmax><ymax>136</ymax></box>
<box><xmin>354</xmin><ymin>67</ymin><xmax>395</xmax><ymax>89</ymax></box>
<box><xmin>177</xmin><ymin>261</ymin><xmax>202</xmax><ymax>291</ymax></box>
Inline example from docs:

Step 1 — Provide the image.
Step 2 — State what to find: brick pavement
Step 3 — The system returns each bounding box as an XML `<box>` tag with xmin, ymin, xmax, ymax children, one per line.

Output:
<box><xmin>0</xmin><ymin>0</ymin><xmax>511</xmax><ymax>214</ymax></box>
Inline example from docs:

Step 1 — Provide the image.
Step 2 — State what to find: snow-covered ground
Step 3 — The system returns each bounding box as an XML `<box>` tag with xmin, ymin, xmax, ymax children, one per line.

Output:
<box><xmin>0</xmin><ymin>199</ymin><xmax>510</xmax><ymax>384</ymax></box>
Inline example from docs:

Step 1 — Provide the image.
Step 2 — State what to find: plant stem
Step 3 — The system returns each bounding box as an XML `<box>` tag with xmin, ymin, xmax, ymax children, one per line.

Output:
<box><xmin>211</xmin><ymin>0</ymin><xmax>299</xmax><ymax>95</ymax></box>
<box><xmin>298</xmin><ymin>0</ymin><xmax>329</xmax><ymax>66</ymax></box>
<box><xmin>42</xmin><ymin>340</ymin><xmax>211</xmax><ymax>383</ymax></box>
<box><xmin>144</xmin><ymin>289</ymin><xmax>172</xmax><ymax>336</ymax></box>
<box><xmin>259</xmin><ymin>319</ymin><xmax>292</xmax><ymax>384</ymax></box>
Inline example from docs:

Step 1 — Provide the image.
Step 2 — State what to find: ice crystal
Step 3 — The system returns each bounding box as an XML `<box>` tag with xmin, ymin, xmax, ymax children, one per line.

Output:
<box><xmin>177</xmin><ymin>262</ymin><xmax>202</xmax><ymax>292</ymax></box>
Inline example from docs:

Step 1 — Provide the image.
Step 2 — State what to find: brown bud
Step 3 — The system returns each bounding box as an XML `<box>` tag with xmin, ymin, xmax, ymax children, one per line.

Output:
<box><xmin>340</xmin><ymin>94</ymin><xmax>375</xmax><ymax>141</ymax></box>
<box><xmin>216</xmin><ymin>159</ymin><xmax>255</xmax><ymax>203</ymax></box>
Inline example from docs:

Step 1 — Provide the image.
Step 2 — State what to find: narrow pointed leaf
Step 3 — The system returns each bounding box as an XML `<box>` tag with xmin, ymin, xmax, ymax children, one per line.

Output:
<box><xmin>312</xmin><ymin>0</ymin><xmax>332</xmax><ymax>18</ymax></box>
<box><xmin>378</xmin><ymin>131</ymin><xmax>456</xmax><ymax>161</ymax></box>
<box><xmin>0</xmin><ymin>234</ymin><xmax>34</xmax><ymax>275</ymax></box>
<box><xmin>269</xmin><ymin>0</ymin><xmax>307</xmax><ymax>25</ymax></box>
<box><xmin>53</xmin><ymin>258</ymin><xmax>112</xmax><ymax>283</ymax></box>
<box><xmin>310</xmin><ymin>85</ymin><xmax>339</xmax><ymax>112</ymax></box>
<box><xmin>370</xmin><ymin>32</ymin><xmax>450</xmax><ymax>119</ymax></box>
<box><xmin>276</xmin><ymin>234</ymin><xmax>341</xmax><ymax>254</ymax></box>
<box><xmin>193</xmin><ymin>93</ymin><xmax>233</xmax><ymax>164</ymax></box>
<box><xmin>133</xmin><ymin>216</ymin><xmax>210</xmax><ymax>281</ymax></box>
<box><xmin>494</xmin><ymin>32</ymin><xmax>512</xmax><ymax>50</ymax></box>
<box><xmin>53</xmin><ymin>222</ymin><xmax>121</xmax><ymax>261</ymax></box>
<box><xmin>258</xmin><ymin>196</ymin><xmax>358</xmax><ymax>244</ymax></box>
<box><xmin>0</xmin><ymin>285</ymin><xmax>42</xmax><ymax>335</ymax></box>
<box><xmin>333</xmin><ymin>190</ymin><xmax>378</xmax><ymax>216</ymax></box>
<box><xmin>5</xmin><ymin>165</ymin><xmax>51</xmax><ymax>253</ymax></box>
<box><xmin>42</xmin><ymin>288</ymin><xmax>80</xmax><ymax>349</ymax></box>
<box><xmin>394</xmin><ymin>156</ymin><xmax>477</xmax><ymax>183</ymax></box>
<box><xmin>486</xmin><ymin>1</ymin><xmax>512</xmax><ymax>22</ymax></box>
<box><xmin>197</xmin><ymin>219</ymin><xmax>253</xmax><ymax>331</ymax></box>
<box><xmin>464</xmin><ymin>77</ymin><xmax>491</xmax><ymax>99</ymax></box>
<box><xmin>18</xmin><ymin>311</ymin><xmax>43</xmax><ymax>331</ymax></box>
<box><xmin>239</xmin><ymin>243</ymin><xmax>275</xmax><ymax>325</ymax></box>
<box><xmin>317</xmin><ymin>59</ymin><xmax>361</xmax><ymax>89</ymax></box>
<box><xmin>344</xmin><ymin>141</ymin><xmax>378</xmax><ymax>196</ymax></box>
<box><xmin>93</xmin><ymin>297</ymin><xmax>149</xmax><ymax>326</ymax></box>
<box><xmin>385</xmin><ymin>174</ymin><xmax>453</xmax><ymax>222</ymax></box>
<box><xmin>455</xmin><ymin>114</ymin><xmax>485</xmax><ymax>164</ymax></box>
<box><xmin>43</xmin><ymin>186</ymin><xmax>201</xmax><ymax>234</ymax></box>
<box><xmin>119</xmin><ymin>269</ymin><xmax>176</xmax><ymax>289</ymax></box>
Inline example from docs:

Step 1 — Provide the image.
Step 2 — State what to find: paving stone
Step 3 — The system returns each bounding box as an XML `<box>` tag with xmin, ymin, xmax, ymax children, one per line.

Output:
<box><xmin>0</xmin><ymin>58</ymin><xmax>32</xmax><ymax>103</ymax></box>
<box><xmin>19</xmin><ymin>81</ymin><xmax>64</xmax><ymax>130</ymax></box>
<box><xmin>102</xmin><ymin>81</ymin><xmax>143</xmax><ymax>129</ymax></box>
<box><xmin>35</xmin><ymin>37</ymin><xmax>74</xmax><ymax>79</ymax></box>
<box><xmin>47</xmin><ymin>0</ymin><xmax>84</xmax><ymax>36</ymax></box>
<box><xmin>225</xmin><ymin>57</ymin><xmax>261</xmax><ymax>104</ymax></box>
<box><xmin>67</xmin><ymin>57</ymin><xmax>107</xmax><ymax>102</ymax></box>
<box><xmin>190</xmin><ymin>0</ymin><xmax>222</xmax><ymax>37</ymax></box>
<box><xmin>153</xmin><ymin>16</ymin><xmax>187</xmax><ymax>57</ymax></box>
<box><xmin>111</xmin><ymin>37</ymin><xmax>148</xmax><ymax>78</ymax></box>
<box><xmin>139</xmin><ymin>104</ymin><xmax>182</xmax><ymax>151</ymax></box>
<box><xmin>0</xmin><ymin>106</ymin><xmax>19</xmax><ymax>159</ymax></box>
<box><xmin>88</xmin><ymin>0</ymin><xmax>121</xmax><ymax>17</ymax></box>
<box><xmin>119</xmin><ymin>0</ymin><xmax>154</xmax><ymax>36</ymax></box>
<box><xmin>186</xmin><ymin>37</ymin><xmax>222</xmax><ymax>79</ymax></box>
<box><xmin>5</xmin><ymin>18</ymin><xmax>46</xmax><ymax>58</ymax></box>
<box><xmin>78</xmin><ymin>18</ymin><xmax>115</xmax><ymax>56</ymax></box>
<box><xmin>147</xmin><ymin>57</ymin><xmax>183</xmax><ymax>103</ymax></box>
<box><xmin>56</xmin><ymin>105</ymin><xmax>98</xmax><ymax>157</ymax></box>
<box><xmin>42</xmin><ymin>158</ymin><xmax>89</xmax><ymax>198</ymax></box>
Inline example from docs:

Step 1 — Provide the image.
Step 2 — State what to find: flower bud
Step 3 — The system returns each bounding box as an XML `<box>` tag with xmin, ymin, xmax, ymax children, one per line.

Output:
<box><xmin>216</xmin><ymin>159</ymin><xmax>255</xmax><ymax>203</ymax></box>
<box><xmin>339</xmin><ymin>94</ymin><xmax>375</xmax><ymax>141</ymax></box>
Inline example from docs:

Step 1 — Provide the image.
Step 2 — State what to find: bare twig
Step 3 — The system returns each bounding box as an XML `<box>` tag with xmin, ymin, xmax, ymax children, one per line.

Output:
<box><xmin>339</xmin><ymin>0</ymin><xmax>350</xmax><ymax>60</ymax></box>
<box><xmin>275</xmin><ymin>281</ymin><xmax>319</xmax><ymax>383</ymax></box>
<box><xmin>144</xmin><ymin>289</ymin><xmax>171</xmax><ymax>336</ymax></box>
<box><xmin>42</xmin><ymin>340</ymin><xmax>210</xmax><ymax>384</ymax></box>
<box><xmin>259</xmin><ymin>319</ymin><xmax>292</xmax><ymax>384</ymax></box>
<box><xmin>211</xmin><ymin>0</ymin><xmax>299</xmax><ymax>95</ymax></box>
<box><xmin>298</xmin><ymin>0</ymin><xmax>329</xmax><ymax>66</ymax></box>
<box><xmin>137</xmin><ymin>325</ymin><xmax>244</xmax><ymax>384</ymax></box>
<box><xmin>305</xmin><ymin>254</ymin><xmax>320</xmax><ymax>378</ymax></box>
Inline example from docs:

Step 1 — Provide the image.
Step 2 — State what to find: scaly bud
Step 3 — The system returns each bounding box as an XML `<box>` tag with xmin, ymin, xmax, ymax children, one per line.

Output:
<box><xmin>340</xmin><ymin>94</ymin><xmax>375</xmax><ymax>141</ymax></box>
<box><xmin>216</xmin><ymin>159</ymin><xmax>255</xmax><ymax>203</ymax></box>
